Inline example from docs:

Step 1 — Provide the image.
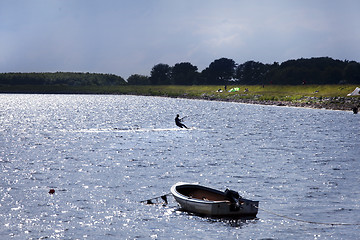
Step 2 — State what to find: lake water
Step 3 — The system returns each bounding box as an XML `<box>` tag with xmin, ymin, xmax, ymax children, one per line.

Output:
<box><xmin>0</xmin><ymin>94</ymin><xmax>359</xmax><ymax>239</ymax></box>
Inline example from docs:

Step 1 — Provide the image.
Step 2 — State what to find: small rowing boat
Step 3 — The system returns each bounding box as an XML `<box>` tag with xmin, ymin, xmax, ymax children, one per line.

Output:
<box><xmin>171</xmin><ymin>182</ymin><xmax>259</xmax><ymax>217</ymax></box>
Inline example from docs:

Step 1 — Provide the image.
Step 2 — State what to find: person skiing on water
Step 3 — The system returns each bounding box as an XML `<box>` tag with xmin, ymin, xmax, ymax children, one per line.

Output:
<box><xmin>175</xmin><ymin>114</ymin><xmax>188</xmax><ymax>129</ymax></box>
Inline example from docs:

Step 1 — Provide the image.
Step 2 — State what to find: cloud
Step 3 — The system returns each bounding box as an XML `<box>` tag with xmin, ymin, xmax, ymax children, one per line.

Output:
<box><xmin>0</xmin><ymin>0</ymin><xmax>359</xmax><ymax>78</ymax></box>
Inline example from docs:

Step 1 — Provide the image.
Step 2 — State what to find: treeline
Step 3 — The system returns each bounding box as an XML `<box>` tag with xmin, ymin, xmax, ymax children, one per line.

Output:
<box><xmin>1</xmin><ymin>57</ymin><xmax>360</xmax><ymax>86</ymax></box>
<box><xmin>129</xmin><ymin>57</ymin><xmax>360</xmax><ymax>85</ymax></box>
<box><xmin>0</xmin><ymin>72</ymin><xmax>126</xmax><ymax>86</ymax></box>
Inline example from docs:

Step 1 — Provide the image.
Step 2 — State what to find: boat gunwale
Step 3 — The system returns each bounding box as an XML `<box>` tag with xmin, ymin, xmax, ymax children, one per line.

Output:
<box><xmin>172</xmin><ymin>183</ymin><xmax>229</xmax><ymax>203</ymax></box>
<box><xmin>171</xmin><ymin>183</ymin><xmax>258</xmax><ymax>205</ymax></box>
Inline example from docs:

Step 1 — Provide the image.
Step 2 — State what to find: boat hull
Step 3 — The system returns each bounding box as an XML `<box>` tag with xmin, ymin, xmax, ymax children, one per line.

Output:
<box><xmin>171</xmin><ymin>183</ymin><xmax>258</xmax><ymax>217</ymax></box>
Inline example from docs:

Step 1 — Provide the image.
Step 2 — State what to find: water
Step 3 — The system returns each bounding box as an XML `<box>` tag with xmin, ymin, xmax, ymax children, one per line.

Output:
<box><xmin>0</xmin><ymin>94</ymin><xmax>359</xmax><ymax>239</ymax></box>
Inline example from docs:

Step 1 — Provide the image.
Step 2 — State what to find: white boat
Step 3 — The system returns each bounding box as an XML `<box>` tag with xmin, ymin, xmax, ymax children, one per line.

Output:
<box><xmin>170</xmin><ymin>182</ymin><xmax>259</xmax><ymax>217</ymax></box>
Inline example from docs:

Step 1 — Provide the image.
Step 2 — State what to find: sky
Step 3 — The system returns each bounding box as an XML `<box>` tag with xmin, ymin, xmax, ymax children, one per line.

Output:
<box><xmin>1</xmin><ymin>0</ymin><xmax>360</xmax><ymax>79</ymax></box>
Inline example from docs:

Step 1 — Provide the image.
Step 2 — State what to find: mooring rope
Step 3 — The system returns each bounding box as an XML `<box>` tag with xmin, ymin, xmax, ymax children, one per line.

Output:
<box><xmin>140</xmin><ymin>193</ymin><xmax>172</xmax><ymax>205</ymax></box>
<box><xmin>255</xmin><ymin>205</ymin><xmax>360</xmax><ymax>226</ymax></box>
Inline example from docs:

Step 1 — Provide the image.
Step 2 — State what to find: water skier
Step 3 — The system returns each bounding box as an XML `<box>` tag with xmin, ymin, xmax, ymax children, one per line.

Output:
<box><xmin>175</xmin><ymin>114</ymin><xmax>188</xmax><ymax>129</ymax></box>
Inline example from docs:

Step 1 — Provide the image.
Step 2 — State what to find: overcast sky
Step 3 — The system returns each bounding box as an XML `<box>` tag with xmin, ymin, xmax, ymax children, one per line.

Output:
<box><xmin>1</xmin><ymin>0</ymin><xmax>359</xmax><ymax>79</ymax></box>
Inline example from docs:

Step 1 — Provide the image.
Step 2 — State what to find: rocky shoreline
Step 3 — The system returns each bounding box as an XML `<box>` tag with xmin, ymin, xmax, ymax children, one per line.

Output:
<box><xmin>189</xmin><ymin>95</ymin><xmax>360</xmax><ymax>112</ymax></box>
<box><xmin>1</xmin><ymin>85</ymin><xmax>359</xmax><ymax>112</ymax></box>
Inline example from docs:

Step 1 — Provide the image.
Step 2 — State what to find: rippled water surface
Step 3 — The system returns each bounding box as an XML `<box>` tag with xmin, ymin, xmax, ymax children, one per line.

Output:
<box><xmin>1</xmin><ymin>94</ymin><xmax>359</xmax><ymax>239</ymax></box>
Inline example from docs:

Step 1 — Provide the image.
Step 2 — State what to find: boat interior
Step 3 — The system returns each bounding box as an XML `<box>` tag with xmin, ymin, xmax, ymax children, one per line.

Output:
<box><xmin>177</xmin><ymin>186</ymin><xmax>227</xmax><ymax>201</ymax></box>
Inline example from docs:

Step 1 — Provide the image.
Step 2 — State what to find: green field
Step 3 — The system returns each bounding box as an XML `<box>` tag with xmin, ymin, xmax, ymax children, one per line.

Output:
<box><xmin>2</xmin><ymin>84</ymin><xmax>360</xmax><ymax>111</ymax></box>
<box><xmin>1</xmin><ymin>84</ymin><xmax>358</xmax><ymax>99</ymax></box>
<box><xmin>1</xmin><ymin>84</ymin><xmax>359</xmax><ymax>105</ymax></box>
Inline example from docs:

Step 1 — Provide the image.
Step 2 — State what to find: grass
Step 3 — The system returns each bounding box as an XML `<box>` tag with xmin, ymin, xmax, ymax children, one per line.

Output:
<box><xmin>1</xmin><ymin>84</ymin><xmax>359</xmax><ymax>101</ymax></box>
<box><xmin>1</xmin><ymin>84</ymin><xmax>359</xmax><ymax>111</ymax></box>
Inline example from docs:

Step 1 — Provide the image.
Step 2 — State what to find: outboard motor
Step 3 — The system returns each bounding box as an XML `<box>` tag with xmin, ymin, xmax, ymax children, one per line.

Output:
<box><xmin>224</xmin><ymin>189</ymin><xmax>242</xmax><ymax>211</ymax></box>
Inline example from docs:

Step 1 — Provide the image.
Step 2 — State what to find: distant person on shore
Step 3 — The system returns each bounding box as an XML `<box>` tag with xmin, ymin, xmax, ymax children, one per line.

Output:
<box><xmin>352</xmin><ymin>106</ymin><xmax>358</xmax><ymax>114</ymax></box>
<box><xmin>175</xmin><ymin>114</ymin><xmax>188</xmax><ymax>129</ymax></box>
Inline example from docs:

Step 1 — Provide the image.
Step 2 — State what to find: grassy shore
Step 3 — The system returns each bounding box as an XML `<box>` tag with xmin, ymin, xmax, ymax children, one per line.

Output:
<box><xmin>1</xmin><ymin>84</ymin><xmax>359</xmax><ymax>111</ymax></box>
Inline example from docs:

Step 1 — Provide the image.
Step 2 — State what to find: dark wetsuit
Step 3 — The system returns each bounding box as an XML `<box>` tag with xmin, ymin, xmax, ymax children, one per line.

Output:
<box><xmin>353</xmin><ymin>107</ymin><xmax>358</xmax><ymax>114</ymax></box>
<box><xmin>175</xmin><ymin>115</ymin><xmax>188</xmax><ymax>128</ymax></box>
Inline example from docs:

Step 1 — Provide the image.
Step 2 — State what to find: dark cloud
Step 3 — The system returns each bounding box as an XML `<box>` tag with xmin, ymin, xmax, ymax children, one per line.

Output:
<box><xmin>1</xmin><ymin>0</ymin><xmax>359</xmax><ymax>78</ymax></box>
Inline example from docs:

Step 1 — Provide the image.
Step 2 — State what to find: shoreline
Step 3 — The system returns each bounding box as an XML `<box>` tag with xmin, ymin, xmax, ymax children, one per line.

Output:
<box><xmin>2</xmin><ymin>91</ymin><xmax>359</xmax><ymax>112</ymax></box>
<box><xmin>172</xmin><ymin>95</ymin><xmax>360</xmax><ymax>112</ymax></box>
<box><xmin>1</xmin><ymin>85</ymin><xmax>359</xmax><ymax>112</ymax></box>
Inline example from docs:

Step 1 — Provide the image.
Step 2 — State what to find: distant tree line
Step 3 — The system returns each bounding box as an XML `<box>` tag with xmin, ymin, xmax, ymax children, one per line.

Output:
<box><xmin>1</xmin><ymin>57</ymin><xmax>360</xmax><ymax>86</ymax></box>
<box><xmin>128</xmin><ymin>57</ymin><xmax>360</xmax><ymax>85</ymax></box>
<box><xmin>0</xmin><ymin>72</ymin><xmax>126</xmax><ymax>86</ymax></box>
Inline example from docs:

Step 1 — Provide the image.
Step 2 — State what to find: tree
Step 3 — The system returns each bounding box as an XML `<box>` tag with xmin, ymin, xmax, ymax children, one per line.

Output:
<box><xmin>127</xmin><ymin>74</ymin><xmax>150</xmax><ymax>85</ymax></box>
<box><xmin>344</xmin><ymin>61</ymin><xmax>360</xmax><ymax>84</ymax></box>
<box><xmin>149</xmin><ymin>64</ymin><xmax>172</xmax><ymax>85</ymax></box>
<box><xmin>235</xmin><ymin>61</ymin><xmax>270</xmax><ymax>84</ymax></box>
<box><xmin>206</xmin><ymin>58</ymin><xmax>236</xmax><ymax>84</ymax></box>
<box><xmin>0</xmin><ymin>72</ymin><xmax>126</xmax><ymax>86</ymax></box>
<box><xmin>266</xmin><ymin>57</ymin><xmax>351</xmax><ymax>85</ymax></box>
<box><xmin>171</xmin><ymin>62</ymin><xmax>198</xmax><ymax>85</ymax></box>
